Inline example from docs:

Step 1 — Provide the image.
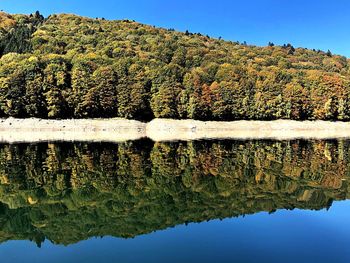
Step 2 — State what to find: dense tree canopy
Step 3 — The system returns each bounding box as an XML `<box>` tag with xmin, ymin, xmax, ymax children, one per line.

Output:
<box><xmin>0</xmin><ymin>11</ymin><xmax>349</xmax><ymax>120</ymax></box>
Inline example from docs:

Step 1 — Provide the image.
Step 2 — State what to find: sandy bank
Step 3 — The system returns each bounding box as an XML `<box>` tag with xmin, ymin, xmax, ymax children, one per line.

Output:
<box><xmin>146</xmin><ymin>119</ymin><xmax>350</xmax><ymax>141</ymax></box>
<box><xmin>0</xmin><ymin>118</ymin><xmax>146</xmax><ymax>143</ymax></box>
<box><xmin>1</xmin><ymin>118</ymin><xmax>350</xmax><ymax>143</ymax></box>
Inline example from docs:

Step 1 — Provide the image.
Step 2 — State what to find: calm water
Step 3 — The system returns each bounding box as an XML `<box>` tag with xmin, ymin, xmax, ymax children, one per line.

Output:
<box><xmin>0</xmin><ymin>140</ymin><xmax>349</xmax><ymax>262</ymax></box>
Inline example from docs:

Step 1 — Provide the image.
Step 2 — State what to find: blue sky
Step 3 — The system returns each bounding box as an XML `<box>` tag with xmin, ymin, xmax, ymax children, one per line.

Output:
<box><xmin>2</xmin><ymin>0</ymin><xmax>350</xmax><ymax>57</ymax></box>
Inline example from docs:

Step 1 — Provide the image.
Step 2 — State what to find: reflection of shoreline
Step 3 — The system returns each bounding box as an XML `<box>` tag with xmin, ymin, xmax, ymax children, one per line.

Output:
<box><xmin>2</xmin><ymin>118</ymin><xmax>350</xmax><ymax>142</ymax></box>
<box><xmin>0</xmin><ymin>140</ymin><xmax>348</xmax><ymax>245</ymax></box>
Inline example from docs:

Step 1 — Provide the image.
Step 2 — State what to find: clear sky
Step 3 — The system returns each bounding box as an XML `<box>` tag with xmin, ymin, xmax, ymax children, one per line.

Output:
<box><xmin>1</xmin><ymin>0</ymin><xmax>350</xmax><ymax>57</ymax></box>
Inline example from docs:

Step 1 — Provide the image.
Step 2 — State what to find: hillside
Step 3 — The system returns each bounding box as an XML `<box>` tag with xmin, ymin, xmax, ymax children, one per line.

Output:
<box><xmin>0</xmin><ymin>12</ymin><xmax>349</xmax><ymax>120</ymax></box>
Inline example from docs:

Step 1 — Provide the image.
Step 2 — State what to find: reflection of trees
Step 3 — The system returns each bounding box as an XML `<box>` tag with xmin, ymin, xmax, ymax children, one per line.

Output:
<box><xmin>0</xmin><ymin>139</ymin><xmax>348</xmax><ymax>246</ymax></box>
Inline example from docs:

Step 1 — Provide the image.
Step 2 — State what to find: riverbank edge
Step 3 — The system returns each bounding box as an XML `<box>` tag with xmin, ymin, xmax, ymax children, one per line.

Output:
<box><xmin>1</xmin><ymin>118</ymin><xmax>350</xmax><ymax>142</ymax></box>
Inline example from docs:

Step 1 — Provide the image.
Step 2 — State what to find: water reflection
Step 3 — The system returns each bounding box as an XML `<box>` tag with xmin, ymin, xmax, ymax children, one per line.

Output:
<box><xmin>0</xmin><ymin>140</ymin><xmax>348</xmax><ymax>247</ymax></box>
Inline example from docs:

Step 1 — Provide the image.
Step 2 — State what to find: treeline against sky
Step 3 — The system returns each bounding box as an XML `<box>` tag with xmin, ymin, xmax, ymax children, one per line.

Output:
<box><xmin>0</xmin><ymin>140</ymin><xmax>349</xmax><ymax>245</ymax></box>
<box><xmin>0</xmin><ymin>12</ymin><xmax>350</xmax><ymax>120</ymax></box>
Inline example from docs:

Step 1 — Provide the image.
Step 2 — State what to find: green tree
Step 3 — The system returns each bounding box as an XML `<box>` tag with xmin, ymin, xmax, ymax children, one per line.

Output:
<box><xmin>93</xmin><ymin>66</ymin><xmax>118</xmax><ymax>117</ymax></box>
<box><xmin>0</xmin><ymin>68</ymin><xmax>26</xmax><ymax>117</ymax></box>
<box><xmin>42</xmin><ymin>56</ymin><xmax>70</xmax><ymax>118</ymax></box>
<box><xmin>151</xmin><ymin>81</ymin><xmax>181</xmax><ymax>118</ymax></box>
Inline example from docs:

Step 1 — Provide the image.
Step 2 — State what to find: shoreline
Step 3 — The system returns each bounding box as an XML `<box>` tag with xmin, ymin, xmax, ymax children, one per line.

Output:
<box><xmin>1</xmin><ymin>118</ymin><xmax>350</xmax><ymax>143</ymax></box>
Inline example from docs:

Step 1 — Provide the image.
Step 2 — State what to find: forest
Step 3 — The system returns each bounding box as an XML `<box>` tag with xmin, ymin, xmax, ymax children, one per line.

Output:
<box><xmin>0</xmin><ymin>140</ymin><xmax>349</xmax><ymax>245</ymax></box>
<box><xmin>0</xmin><ymin>11</ymin><xmax>350</xmax><ymax>120</ymax></box>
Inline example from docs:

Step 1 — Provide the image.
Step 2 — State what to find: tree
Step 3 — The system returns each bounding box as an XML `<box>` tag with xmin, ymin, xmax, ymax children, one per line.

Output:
<box><xmin>42</xmin><ymin>57</ymin><xmax>70</xmax><ymax>118</ymax></box>
<box><xmin>19</xmin><ymin>56</ymin><xmax>47</xmax><ymax>117</ymax></box>
<box><xmin>93</xmin><ymin>66</ymin><xmax>118</xmax><ymax>117</ymax></box>
<box><xmin>283</xmin><ymin>82</ymin><xmax>310</xmax><ymax>120</ymax></box>
<box><xmin>118</xmin><ymin>81</ymin><xmax>152</xmax><ymax>120</ymax></box>
<box><xmin>71</xmin><ymin>58</ymin><xmax>96</xmax><ymax>117</ymax></box>
<box><xmin>151</xmin><ymin>81</ymin><xmax>181</xmax><ymax>118</ymax></box>
<box><xmin>0</xmin><ymin>68</ymin><xmax>26</xmax><ymax>117</ymax></box>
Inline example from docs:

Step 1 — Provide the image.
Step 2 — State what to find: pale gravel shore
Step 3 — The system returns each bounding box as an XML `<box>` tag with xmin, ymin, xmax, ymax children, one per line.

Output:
<box><xmin>2</xmin><ymin>118</ymin><xmax>350</xmax><ymax>143</ymax></box>
<box><xmin>146</xmin><ymin>119</ymin><xmax>350</xmax><ymax>141</ymax></box>
<box><xmin>0</xmin><ymin>118</ymin><xmax>146</xmax><ymax>143</ymax></box>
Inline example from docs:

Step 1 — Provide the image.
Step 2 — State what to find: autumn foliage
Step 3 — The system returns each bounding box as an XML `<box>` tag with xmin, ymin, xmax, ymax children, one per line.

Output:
<box><xmin>0</xmin><ymin>12</ymin><xmax>349</xmax><ymax>120</ymax></box>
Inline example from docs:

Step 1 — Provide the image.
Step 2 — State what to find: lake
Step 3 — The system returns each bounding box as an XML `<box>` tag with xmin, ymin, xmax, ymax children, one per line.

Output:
<box><xmin>0</xmin><ymin>139</ymin><xmax>349</xmax><ymax>263</ymax></box>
